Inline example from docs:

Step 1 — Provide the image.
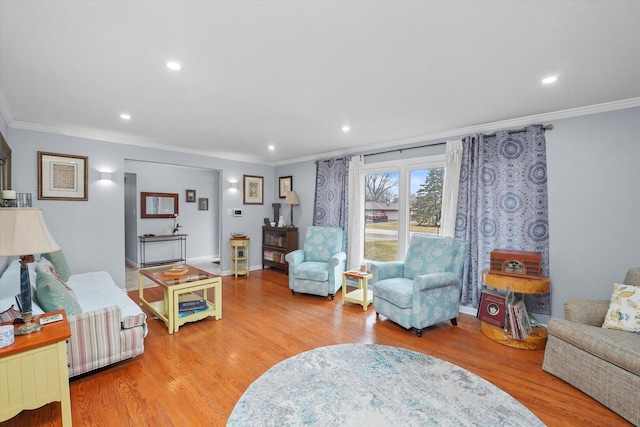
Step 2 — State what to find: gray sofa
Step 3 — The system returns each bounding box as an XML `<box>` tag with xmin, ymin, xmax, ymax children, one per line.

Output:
<box><xmin>542</xmin><ymin>268</ymin><xmax>640</xmax><ymax>426</ymax></box>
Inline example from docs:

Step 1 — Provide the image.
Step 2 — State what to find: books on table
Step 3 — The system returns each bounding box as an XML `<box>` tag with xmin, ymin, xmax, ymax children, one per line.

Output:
<box><xmin>478</xmin><ymin>290</ymin><xmax>507</xmax><ymax>328</ymax></box>
<box><xmin>508</xmin><ymin>299</ymin><xmax>532</xmax><ymax>340</ymax></box>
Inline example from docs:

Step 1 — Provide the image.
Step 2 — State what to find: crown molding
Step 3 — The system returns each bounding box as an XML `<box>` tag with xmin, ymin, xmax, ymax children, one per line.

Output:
<box><xmin>272</xmin><ymin>97</ymin><xmax>640</xmax><ymax>166</ymax></box>
<box><xmin>4</xmin><ymin>97</ymin><xmax>640</xmax><ymax>167</ymax></box>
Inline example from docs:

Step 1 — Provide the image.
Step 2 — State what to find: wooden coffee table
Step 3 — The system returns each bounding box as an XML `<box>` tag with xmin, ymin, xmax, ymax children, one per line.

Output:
<box><xmin>138</xmin><ymin>264</ymin><xmax>222</xmax><ymax>334</ymax></box>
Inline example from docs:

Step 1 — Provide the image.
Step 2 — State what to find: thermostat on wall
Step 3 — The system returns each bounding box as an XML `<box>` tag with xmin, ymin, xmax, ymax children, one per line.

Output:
<box><xmin>233</xmin><ymin>209</ymin><xmax>243</xmax><ymax>217</ymax></box>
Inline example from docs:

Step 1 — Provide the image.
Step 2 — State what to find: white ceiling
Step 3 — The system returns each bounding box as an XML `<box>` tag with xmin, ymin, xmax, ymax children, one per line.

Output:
<box><xmin>1</xmin><ymin>1</ymin><xmax>639</xmax><ymax>164</ymax></box>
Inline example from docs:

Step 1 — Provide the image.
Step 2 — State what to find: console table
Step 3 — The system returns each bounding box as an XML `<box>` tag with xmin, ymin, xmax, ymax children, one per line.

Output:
<box><xmin>0</xmin><ymin>311</ymin><xmax>72</xmax><ymax>425</ymax></box>
<box><xmin>139</xmin><ymin>233</ymin><xmax>187</xmax><ymax>267</ymax></box>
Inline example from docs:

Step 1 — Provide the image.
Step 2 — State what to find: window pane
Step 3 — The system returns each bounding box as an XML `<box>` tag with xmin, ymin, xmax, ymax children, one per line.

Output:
<box><xmin>410</xmin><ymin>167</ymin><xmax>443</xmax><ymax>237</ymax></box>
<box><xmin>364</xmin><ymin>171</ymin><xmax>398</xmax><ymax>261</ymax></box>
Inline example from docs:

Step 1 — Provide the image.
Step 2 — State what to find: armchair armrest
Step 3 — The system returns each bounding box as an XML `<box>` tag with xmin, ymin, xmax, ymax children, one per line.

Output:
<box><xmin>285</xmin><ymin>250</ymin><xmax>305</xmax><ymax>268</ymax></box>
<box><xmin>371</xmin><ymin>261</ymin><xmax>404</xmax><ymax>283</ymax></box>
<box><xmin>328</xmin><ymin>252</ymin><xmax>347</xmax><ymax>268</ymax></box>
<box><xmin>564</xmin><ymin>299</ymin><xmax>610</xmax><ymax>326</ymax></box>
<box><xmin>413</xmin><ymin>272</ymin><xmax>460</xmax><ymax>292</ymax></box>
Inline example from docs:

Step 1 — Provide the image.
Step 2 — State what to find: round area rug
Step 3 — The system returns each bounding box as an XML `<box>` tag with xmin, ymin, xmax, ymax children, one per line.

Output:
<box><xmin>227</xmin><ymin>344</ymin><xmax>544</xmax><ymax>426</ymax></box>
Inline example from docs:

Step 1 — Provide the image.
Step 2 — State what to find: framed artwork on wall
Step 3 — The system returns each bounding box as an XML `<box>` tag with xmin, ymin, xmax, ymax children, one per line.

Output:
<box><xmin>37</xmin><ymin>151</ymin><xmax>88</xmax><ymax>201</ymax></box>
<box><xmin>279</xmin><ymin>176</ymin><xmax>292</xmax><ymax>198</ymax></box>
<box><xmin>198</xmin><ymin>198</ymin><xmax>209</xmax><ymax>211</ymax></box>
<box><xmin>243</xmin><ymin>175</ymin><xmax>264</xmax><ymax>205</ymax></box>
<box><xmin>186</xmin><ymin>189</ymin><xmax>196</xmax><ymax>203</ymax></box>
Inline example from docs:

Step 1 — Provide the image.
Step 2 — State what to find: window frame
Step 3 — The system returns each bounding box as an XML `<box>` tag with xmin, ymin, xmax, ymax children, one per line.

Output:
<box><xmin>364</xmin><ymin>154</ymin><xmax>445</xmax><ymax>261</ymax></box>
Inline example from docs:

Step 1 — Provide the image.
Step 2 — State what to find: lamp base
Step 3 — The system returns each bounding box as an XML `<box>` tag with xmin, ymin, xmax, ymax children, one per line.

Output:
<box><xmin>14</xmin><ymin>312</ymin><xmax>43</xmax><ymax>335</ymax></box>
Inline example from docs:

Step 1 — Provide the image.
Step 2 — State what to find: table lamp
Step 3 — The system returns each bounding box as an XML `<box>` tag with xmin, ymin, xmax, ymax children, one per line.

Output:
<box><xmin>0</xmin><ymin>208</ymin><xmax>60</xmax><ymax>335</ymax></box>
<box><xmin>284</xmin><ymin>191</ymin><xmax>299</xmax><ymax>228</ymax></box>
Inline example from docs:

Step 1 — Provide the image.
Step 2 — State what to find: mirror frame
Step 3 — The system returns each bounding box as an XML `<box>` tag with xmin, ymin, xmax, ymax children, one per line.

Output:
<box><xmin>0</xmin><ymin>131</ymin><xmax>10</xmax><ymax>191</ymax></box>
<box><xmin>140</xmin><ymin>192</ymin><xmax>179</xmax><ymax>218</ymax></box>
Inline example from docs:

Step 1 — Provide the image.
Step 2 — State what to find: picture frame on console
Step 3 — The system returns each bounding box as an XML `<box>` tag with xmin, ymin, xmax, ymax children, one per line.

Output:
<box><xmin>37</xmin><ymin>151</ymin><xmax>88</xmax><ymax>201</ymax></box>
<box><xmin>243</xmin><ymin>175</ymin><xmax>263</xmax><ymax>205</ymax></box>
<box><xmin>279</xmin><ymin>176</ymin><xmax>292</xmax><ymax>198</ymax></box>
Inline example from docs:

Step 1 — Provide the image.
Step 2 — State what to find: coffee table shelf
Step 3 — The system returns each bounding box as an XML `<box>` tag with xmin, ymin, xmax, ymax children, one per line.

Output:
<box><xmin>138</xmin><ymin>264</ymin><xmax>222</xmax><ymax>334</ymax></box>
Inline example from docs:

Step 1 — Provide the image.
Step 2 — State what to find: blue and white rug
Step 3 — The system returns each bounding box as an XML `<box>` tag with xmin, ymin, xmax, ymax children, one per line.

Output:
<box><xmin>227</xmin><ymin>344</ymin><xmax>544</xmax><ymax>426</ymax></box>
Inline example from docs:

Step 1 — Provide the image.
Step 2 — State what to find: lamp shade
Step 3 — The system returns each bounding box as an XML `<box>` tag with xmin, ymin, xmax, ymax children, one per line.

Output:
<box><xmin>0</xmin><ymin>208</ymin><xmax>60</xmax><ymax>256</ymax></box>
<box><xmin>284</xmin><ymin>190</ymin><xmax>300</xmax><ymax>206</ymax></box>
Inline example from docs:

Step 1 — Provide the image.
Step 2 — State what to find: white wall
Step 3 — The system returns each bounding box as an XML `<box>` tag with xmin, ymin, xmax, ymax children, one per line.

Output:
<box><xmin>546</xmin><ymin>107</ymin><xmax>640</xmax><ymax>317</ymax></box>
<box><xmin>6</xmin><ymin>126</ymin><xmax>275</xmax><ymax>288</ymax></box>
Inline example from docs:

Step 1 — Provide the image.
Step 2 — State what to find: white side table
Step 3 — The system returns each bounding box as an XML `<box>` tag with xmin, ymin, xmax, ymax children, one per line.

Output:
<box><xmin>231</xmin><ymin>237</ymin><xmax>250</xmax><ymax>278</ymax></box>
<box><xmin>342</xmin><ymin>270</ymin><xmax>373</xmax><ymax>311</ymax></box>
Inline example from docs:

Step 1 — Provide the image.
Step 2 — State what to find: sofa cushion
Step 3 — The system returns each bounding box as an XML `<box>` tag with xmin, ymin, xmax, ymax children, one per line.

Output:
<box><xmin>371</xmin><ymin>277</ymin><xmax>414</xmax><ymax>309</ymax></box>
<box><xmin>602</xmin><ymin>283</ymin><xmax>640</xmax><ymax>333</ymax></box>
<box><xmin>37</xmin><ymin>257</ymin><xmax>78</xmax><ymax>301</ymax></box>
<box><xmin>292</xmin><ymin>262</ymin><xmax>329</xmax><ymax>282</ymax></box>
<box><xmin>36</xmin><ymin>269</ymin><xmax>82</xmax><ymax>316</ymax></box>
<box><xmin>41</xmin><ymin>250</ymin><xmax>72</xmax><ymax>281</ymax></box>
<box><xmin>548</xmin><ymin>318</ymin><xmax>640</xmax><ymax>376</ymax></box>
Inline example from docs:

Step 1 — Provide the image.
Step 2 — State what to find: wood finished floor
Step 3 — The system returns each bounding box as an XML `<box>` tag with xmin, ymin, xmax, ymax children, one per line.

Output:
<box><xmin>1</xmin><ymin>267</ymin><xmax>631</xmax><ymax>427</ymax></box>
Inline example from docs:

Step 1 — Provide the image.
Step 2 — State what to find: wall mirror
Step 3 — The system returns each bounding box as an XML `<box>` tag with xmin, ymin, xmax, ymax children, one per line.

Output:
<box><xmin>141</xmin><ymin>192</ymin><xmax>179</xmax><ymax>218</ymax></box>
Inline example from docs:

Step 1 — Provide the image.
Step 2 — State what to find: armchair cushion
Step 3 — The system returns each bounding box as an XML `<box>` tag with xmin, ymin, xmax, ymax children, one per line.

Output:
<box><xmin>293</xmin><ymin>262</ymin><xmax>329</xmax><ymax>282</ymax></box>
<box><xmin>373</xmin><ymin>278</ymin><xmax>413</xmax><ymax>309</ymax></box>
<box><xmin>564</xmin><ymin>299</ymin><xmax>610</xmax><ymax>326</ymax></box>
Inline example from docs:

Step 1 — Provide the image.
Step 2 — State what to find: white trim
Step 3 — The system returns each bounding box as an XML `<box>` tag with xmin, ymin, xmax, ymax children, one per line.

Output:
<box><xmin>459</xmin><ymin>305</ymin><xmax>478</xmax><ymax>317</ymax></box>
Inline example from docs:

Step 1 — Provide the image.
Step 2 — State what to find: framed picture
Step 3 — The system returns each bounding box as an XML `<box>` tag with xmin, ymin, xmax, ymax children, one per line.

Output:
<box><xmin>243</xmin><ymin>175</ymin><xmax>263</xmax><ymax>205</ymax></box>
<box><xmin>198</xmin><ymin>198</ymin><xmax>209</xmax><ymax>211</ymax></box>
<box><xmin>186</xmin><ymin>189</ymin><xmax>196</xmax><ymax>203</ymax></box>
<box><xmin>279</xmin><ymin>176</ymin><xmax>292</xmax><ymax>198</ymax></box>
<box><xmin>38</xmin><ymin>151</ymin><xmax>88</xmax><ymax>201</ymax></box>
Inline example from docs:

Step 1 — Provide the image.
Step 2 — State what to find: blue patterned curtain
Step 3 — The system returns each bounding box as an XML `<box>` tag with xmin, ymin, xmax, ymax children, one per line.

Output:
<box><xmin>455</xmin><ymin>125</ymin><xmax>550</xmax><ymax>314</ymax></box>
<box><xmin>313</xmin><ymin>157</ymin><xmax>350</xmax><ymax>248</ymax></box>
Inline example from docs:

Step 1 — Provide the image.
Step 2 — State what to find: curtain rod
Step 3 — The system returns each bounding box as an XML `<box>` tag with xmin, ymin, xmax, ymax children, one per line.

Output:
<box><xmin>363</xmin><ymin>124</ymin><xmax>553</xmax><ymax>158</ymax></box>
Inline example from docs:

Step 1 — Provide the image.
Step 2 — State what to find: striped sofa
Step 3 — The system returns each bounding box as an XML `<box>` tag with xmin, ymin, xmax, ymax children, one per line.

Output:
<box><xmin>1</xmin><ymin>259</ymin><xmax>146</xmax><ymax>378</ymax></box>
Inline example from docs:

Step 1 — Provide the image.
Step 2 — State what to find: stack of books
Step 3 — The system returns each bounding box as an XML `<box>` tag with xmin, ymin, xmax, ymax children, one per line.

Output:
<box><xmin>163</xmin><ymin>266</ymin><xmax>189</xmax><ymax>277</ymax></box>
<box><xmin>178</xmin><ymin>298</ymin><xmax>208</xmax><ymax>317</ymax></box>
<box><xmin>508</xmin><ymin>299</ymin><xmax>532</xmax><ymax>340</ymax></box>
<box><xmin>478</xmin><ymin>289</ymin><xmax>533</xmax><ymax>340</ymax></box>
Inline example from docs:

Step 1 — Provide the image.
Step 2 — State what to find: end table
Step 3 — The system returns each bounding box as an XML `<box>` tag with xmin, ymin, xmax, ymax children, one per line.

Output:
<box><xmin>342</xmin><ymin>270</ymin><xmax>373</xmax><ymax>311</ymax></box>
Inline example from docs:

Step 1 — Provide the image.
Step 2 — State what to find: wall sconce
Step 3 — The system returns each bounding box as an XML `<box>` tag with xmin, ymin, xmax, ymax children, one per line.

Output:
<box><xmin>228</xmin><ymin>181</ymin><xmax>239</xmax><ymax>190</ymax></box>
<box><xmin>99</xmin><ymin>171</ymin><xmax>112</xmax><ymax>181</ymax></box>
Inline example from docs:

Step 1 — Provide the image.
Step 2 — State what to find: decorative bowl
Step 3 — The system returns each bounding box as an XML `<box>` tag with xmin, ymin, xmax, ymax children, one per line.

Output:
<box><xmin>231</xmin><ymin>232</ymin><xmax>246</xmax><ymax>238</ymax></box>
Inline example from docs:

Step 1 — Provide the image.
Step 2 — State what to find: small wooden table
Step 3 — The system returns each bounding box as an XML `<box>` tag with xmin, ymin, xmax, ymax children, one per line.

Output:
<box><xmin>138</xmin><ymin>264</ymin><xmax>222</xmax><ymax>334</ymax></box>
<box><xmin>342</xmin><ymin>270</ymin><xmax>373</xmax><ymax>311</ymax></box>
<box><xmin>230</xmin><ymin>237</ymin><xmax>250</xmax><ymax>278</ymax></box>
<box><xmin>481</xmin><ymin>270</ymin><xmax>550</xmax><ymax>350</ymax></box>
<box><xmin>0</xmin><ymin>310</ymin><xmax>72</xmax><ymax>425</ymax></box>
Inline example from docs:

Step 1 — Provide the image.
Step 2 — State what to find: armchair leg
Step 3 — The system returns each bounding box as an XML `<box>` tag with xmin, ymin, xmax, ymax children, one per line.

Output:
<box><xmin>416</xmin><ymin>328</ymin><xmax>423</xmax><ymax>337</ymax></box>
<box><xmin>329</xmin><ymin>294</ymin><xmax>335</xmax><ymax>300</ymax></box>
<box><xmin>291</xmin><ymin>290</ymin><xmax>296</xmax><ymax>295</ymax></box>
<box><xmin>450</xmin><ymin>318</ymin><xmax>457</xmax><ymax>326</ymax></box>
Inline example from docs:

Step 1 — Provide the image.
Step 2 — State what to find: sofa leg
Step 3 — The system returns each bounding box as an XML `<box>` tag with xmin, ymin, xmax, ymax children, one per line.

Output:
<box><xmin>450</xmin><ymin>318</ymin><xmax>458</xmax><ymax>326</ymax></box>
<box><xmin>416</xmin><ymin>328</ymin><xmax>423</xmax><ymax>337</ymax></box>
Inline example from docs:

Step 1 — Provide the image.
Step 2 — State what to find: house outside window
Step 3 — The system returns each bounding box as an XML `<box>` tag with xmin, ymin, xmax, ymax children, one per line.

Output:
<box><xmin>364</xmin><ymin>155</ymin><xmax>445</xmax><ymax>262</ymax></box>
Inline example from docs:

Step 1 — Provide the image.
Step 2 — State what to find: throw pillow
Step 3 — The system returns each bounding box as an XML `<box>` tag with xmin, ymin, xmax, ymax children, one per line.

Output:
<box><xmin>35</xmin><ymin>269</ymin><xmax>82</xmax><ymax>316</ymax></box>
<box><xmin>602</xmin><ymin>283</ymin><xmax>640</xmax><ymax>334</ymax></box>
<box><xmin>41</xmin><ymin>250</ymin><xmax>72</xmax><ymax>282</ymax></box>
<box><xmin>0</xmin><ymin>305</ymin><xmax>21</xmax><ymax>323</ymax></box>
<box><xmin>37</xmin><ymin>257</ymin><xmax>78</xmax><ymax>301</ymax></box>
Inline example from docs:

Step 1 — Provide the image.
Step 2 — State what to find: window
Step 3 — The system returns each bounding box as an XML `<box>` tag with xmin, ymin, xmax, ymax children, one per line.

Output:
<box><xmin>364</xmin><ymin>155</ymin><xmax>445</xmax><ymax>262</ymax></box>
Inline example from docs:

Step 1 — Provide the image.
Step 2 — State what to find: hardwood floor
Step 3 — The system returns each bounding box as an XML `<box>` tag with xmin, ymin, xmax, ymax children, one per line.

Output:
<box><xmin>1</xmin><ymin>268</ymin><xmax>630</xmax><ymax>426</ymax></box>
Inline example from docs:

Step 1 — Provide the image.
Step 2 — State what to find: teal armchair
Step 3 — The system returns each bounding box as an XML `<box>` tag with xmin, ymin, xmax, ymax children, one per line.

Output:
<box><xmin>370</xmin><ymin>234</ymin><xmax>466</xmax><ymax>337</ymax></box>
<box><xmin>285</xmin><ymin>226</ymin><xmax>346</xmax><ymax>299</ymax></box>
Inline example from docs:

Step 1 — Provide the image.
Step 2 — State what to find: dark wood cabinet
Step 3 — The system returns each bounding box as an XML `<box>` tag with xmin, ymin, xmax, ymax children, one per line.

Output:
<box><xmin>262</xmin><ymin>226</ymin><xmax>298</xmax><ymax>273</ymax></box>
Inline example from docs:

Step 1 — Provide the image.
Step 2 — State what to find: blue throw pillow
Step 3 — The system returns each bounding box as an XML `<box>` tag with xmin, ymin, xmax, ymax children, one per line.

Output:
<box><xmin>41</xmin><ymin>250</ymin><xmax>72</xmax><ymax>282</ymax></box>
<box><xmin>35</xmin><ymin>269</ymin><xmax>82</xmax><ymax>316</ymax></box>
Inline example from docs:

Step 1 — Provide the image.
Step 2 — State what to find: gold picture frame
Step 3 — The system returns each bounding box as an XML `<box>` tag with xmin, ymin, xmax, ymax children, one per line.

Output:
<box><xmin>38</xmin><ymin>151</ymin><xmax>88</xmax><ymax>201</ymax></box>
<box><xmin>243</xmin><ymin>175</ymin><xmax>264</xmax><ymax>205</ymax></box>
<box><xmin>279</xmin><ymin>176</ymin><xmax>292</xmax><ymax>199</ymax></box>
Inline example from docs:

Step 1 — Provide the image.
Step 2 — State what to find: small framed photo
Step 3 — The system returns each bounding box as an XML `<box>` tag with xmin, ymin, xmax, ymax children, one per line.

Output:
<box><xmin>243</xmin><ymin>175</ymin><xmax>264</xmax><ymax>205</ymax></box>
<box><xmin>198</xmin><ymin>198</ymin><xmax>209</xmax><ymax>211</ymax></box>
<box><xmin>186</xmin><ymin>189</ymin><xmax>196</xmax><ymax>203</ymax></box>
<box><xmin>279</xmin><ymin>176</ymin><xmax>292</xmax><ymax>199</ymax></box>
<box><xmin>38</xmin><ymin>151</ymin><xmax>88</xmax><ymax>201</ymax></box>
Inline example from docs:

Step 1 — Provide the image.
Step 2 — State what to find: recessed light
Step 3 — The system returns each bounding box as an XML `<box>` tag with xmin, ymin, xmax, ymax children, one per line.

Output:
<box><xmin>120</xmin><ymin>113</ymin><xmax>131</xmax><ymax>120</ymax></box>
<box><xmin>166</xmin><ymin>61</ymin><xmax>182</xmax><ymax>71</ymax></box>
<box><xmin>268</xmin><ymin>145</ymin><xmax>275</xmax><ymax>151</ymax></box>
<box><xmin>342</xmin><ymin>126</ymin><xmax>350</xmax><ymax>132</ymax></box>
<box><xmin>542</xmin><ymin>76</ymin><xmax>557</xmax><ymax>84</ymax></box>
